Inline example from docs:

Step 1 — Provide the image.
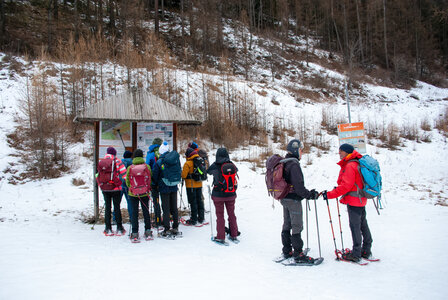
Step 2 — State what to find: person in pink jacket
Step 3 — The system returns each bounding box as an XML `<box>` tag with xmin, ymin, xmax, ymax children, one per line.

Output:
<box><xmin>323</xmin><ymin>144</ymin><xmax>373</xmax><ymax>262</ymax></box>
<box><xmin>97</xmin><ymin>147</ymin><xmax>127</xmax><ymax>236</ymax></box>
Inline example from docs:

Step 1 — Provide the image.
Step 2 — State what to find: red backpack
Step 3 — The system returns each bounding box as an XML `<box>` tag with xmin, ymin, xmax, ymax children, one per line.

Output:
<box><xmin>97</xmin><ymin>157</ymin><xmax>122</xmax><ymax>191</ymax></box>
<box><xmin>216</xmin><ymin>162</ymin><xmax>238</xmax><ymax>193</ymax></box>
<box><xmin>265</xmin><ymin>154</ymin><xmax>294</xmax><ymax>200</ymax></box>
<box><xmin>128</xmin><ymin>164</ymin><xmax>151</xmax><ymax>196</ymax></box>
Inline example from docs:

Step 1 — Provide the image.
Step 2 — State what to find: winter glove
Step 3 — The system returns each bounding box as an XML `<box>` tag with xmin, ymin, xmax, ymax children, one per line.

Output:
<box><xmin>308</xmin><ymin>189</ymin><xmax>319</xmax><ymax>200</ymax></box>
<box><xmin>321</xmin><ymin>190</ymin><xmax>328</xmax><ymax>200</ymax></box>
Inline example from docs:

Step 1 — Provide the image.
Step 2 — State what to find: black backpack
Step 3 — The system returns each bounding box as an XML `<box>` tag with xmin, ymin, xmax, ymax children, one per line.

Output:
<box><xmin>191</xmin><ymin>156</ymin><xmax>208</xmax><ymax>181</ymax></box>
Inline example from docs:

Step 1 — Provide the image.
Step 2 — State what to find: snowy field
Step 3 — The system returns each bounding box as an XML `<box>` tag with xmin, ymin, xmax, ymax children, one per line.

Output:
<box><xmin>1</xmin><ymin>52</ymin><xmax>448</xmax><ymax>299</ymax></box>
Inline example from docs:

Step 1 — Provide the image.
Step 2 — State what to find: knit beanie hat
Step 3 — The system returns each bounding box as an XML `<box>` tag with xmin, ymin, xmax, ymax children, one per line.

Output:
<box><xmin>106</xmin><ymin>147</ymin><xmax>117</xmax><ymax>156</ymax></box>
<box><xmin>158</xmin><ymin>141</ymin><xmax>170</xmax><ymax>155</ymax></box>
<box><xmin>188</xmin><ymin>141</ymin><xmax>198</xmax><ymax>149</ymax></box>
<box><xmin>152</xmin><ymin>137</ymin><xmax>163</xmax><ymax>145</ymax></box>
<box><xmin>185</xmin><ymin>147</ymin><xmax>197</xmax><ymax>158</ymax></box>
<box><xmin>287</xmin><ymin>139</ymin><xmax>303</xmax><ymax>159</ymax></box>
<box><xmin>123</xmin><ymin>150</ymin><xmax>133</xmax><ymax>158</ymax></box>
<box><xmin>133</xmin><ymin>149</ymin><xmax>144</xmax><ymax>158</ymax></box>
<box><xmin>339</xmin><ymin>143</ymin><xmax>354</xmax><ymax>154</ymax></box>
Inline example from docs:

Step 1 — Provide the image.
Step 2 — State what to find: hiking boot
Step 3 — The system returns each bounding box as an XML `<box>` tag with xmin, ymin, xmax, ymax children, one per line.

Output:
<box><xmin>343</xmin><ymin>251</ymin><xmax>361</xmax><ymax>263</ymax></box>
<box><xmin>161</xmin><ymin>229</ymin><xmax>171</xmax><ymax>237</ymax></box>
<box><xmin>171</xmin><ymin>228</ymin><xmax>179</xmax><ymax>235</ymax></box>
<box><xmin>186</xmin><ymin>219</ymin><xmax>197</xmax><ymax>226</ymax></box>
<box><xmin>130</xmin><ymin>232</ymin><xmax>139</xmax><ymax>240</ymax></box>
<box><xmin>361</xmin><ymin>251</ymin><xmax>372</xmax><ymax>259</ymax></box>
<box><xmin>225</xmin><ymin>226</ymin><xmax>241</xmax><ymax>236</ymax></box>
<box><xmin>116</xmin><ymin>226</ymin><xmax>126</xmax><ymax>236</ymax></box>
<box><xmin>228</xmin><ymin>236</ymin><xmax>240</xmax><ymax>243</ymax></box>
<box><xmin>282</xmin><ymin>252</ymin><xmax>293</xmax><ymax>259</ymax></box>
<box><xmin>144</xmin><ymin>229</ymin><xmax>153</xmax><ymax>238</ymax></box>
<box><xmin>103</xmin><ymin>228</ymin><xmax>114</xmax><ymax>236</ymax></box>
<box><xmin>213</xmin><ymin>237</ymin><xmax>226</xmax><ymax>244</ymax></box>
<box><xmin>295</xmin><ymin>252</ymin><xmax>315</xmax><ymax>264</ymax></box>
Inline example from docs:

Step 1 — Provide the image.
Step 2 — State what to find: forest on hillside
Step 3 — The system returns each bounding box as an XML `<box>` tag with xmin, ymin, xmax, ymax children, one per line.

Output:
<box><xmin>1</xmin><ymin>0</ymin><xmax>448</xmax><ymax>181</ymax></box>
<box><xmin>1</xmin><ymin>0</ymin><xmax>447</xmax><ymax>82</ymax></box>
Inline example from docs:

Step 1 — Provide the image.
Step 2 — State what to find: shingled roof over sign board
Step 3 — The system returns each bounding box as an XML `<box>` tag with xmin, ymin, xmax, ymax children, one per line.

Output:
<box><xmin>74</xmin><ymin>89</ymin><xmax>201</xmax><ymax>125</ymax></box>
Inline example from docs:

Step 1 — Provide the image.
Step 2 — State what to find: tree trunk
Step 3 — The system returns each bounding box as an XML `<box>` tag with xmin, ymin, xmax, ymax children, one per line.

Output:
<box><xmin>383</xmin><ymin>0</ymin><xmax>389</xmax><ymax>69</ymax></box>
<box><xmin>47</xmin><ymin>0</ymin><xmax>53</xmax><ymax>52</ymax></box>
<box><xmin>355</xmin><ymin>0</ymin><xmax>364</xmax><ymax>64</ymax></box>
<box><xmin>155</xmin><ymin>0</ymin><xmax>159</xmax><ymax>34</ymax></box>
<box><xmin>0</xmin><ymin>0</ymin><xmax>4</xmax><ymax>41</ymax></box>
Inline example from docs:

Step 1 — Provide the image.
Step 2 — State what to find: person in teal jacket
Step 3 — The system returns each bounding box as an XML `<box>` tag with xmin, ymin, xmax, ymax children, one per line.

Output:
<box><xmin>126</xmin><ymin>149</ymin><xmax>152</xmax><ymax>242</ymax></box>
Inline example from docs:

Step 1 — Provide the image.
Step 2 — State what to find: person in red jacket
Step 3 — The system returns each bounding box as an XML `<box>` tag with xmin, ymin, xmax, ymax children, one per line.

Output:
<box><xmin>323</xmin><ymin>143</ymin><xmax>373</xmax><ymax>262</ymax></box>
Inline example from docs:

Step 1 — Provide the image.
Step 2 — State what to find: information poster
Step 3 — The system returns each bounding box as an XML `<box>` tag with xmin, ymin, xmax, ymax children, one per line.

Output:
<box><xmin>337</xmin><ymin>122</ymin><xmax>366</xmax><ymax>154</ymax></box>
<box><xmin>99</xmin><ymin>121</ymin><xmax>132</xmax><ymax>158</ymax></box>
<box><xmin>137</xmin><ymin>122</ymin><xmax>174</xmax><ymax>155</ymax></box>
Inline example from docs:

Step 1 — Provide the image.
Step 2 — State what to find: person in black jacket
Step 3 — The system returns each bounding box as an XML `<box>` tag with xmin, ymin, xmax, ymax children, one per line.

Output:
<box><xmin>280</xmin><ymin>139</ymin><xmax>319</xmax><ymax>263</ymax></box>
<box><xmin>207</xmin><ymin>148</ymin><xmax>239</xmax><ymax>244</ymax></box>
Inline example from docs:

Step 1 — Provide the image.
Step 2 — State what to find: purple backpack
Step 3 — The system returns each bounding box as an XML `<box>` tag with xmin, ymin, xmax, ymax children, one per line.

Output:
<box><xmin>265</xmin><ymin>154</ymin><xmax>294</xmax><ymax>200</ymax></box>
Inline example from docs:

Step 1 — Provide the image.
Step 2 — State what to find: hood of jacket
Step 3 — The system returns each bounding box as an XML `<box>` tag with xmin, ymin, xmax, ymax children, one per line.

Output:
<box><xmin>132</xmin><ymin>156</ymin><xmax>145</xmax><ymax>165</ymax></box>
<box><xmin>215</xmin><ymin>148</ymin><xmax>230</xmax><ymax>164</ymax></box>
<box><xmin>148</xmin><ymin>144</ymin><xmax>160</xmax><ymax>153</ymax></box>
<box><xmin>337</xmin><ymin>150</ymin><xmax>363</xmax><ymax>167</ymax></box>
<box><xmin>187</xmin><ymin>153</ymin><xmax>200</xmax><ymax>161</ymax></box>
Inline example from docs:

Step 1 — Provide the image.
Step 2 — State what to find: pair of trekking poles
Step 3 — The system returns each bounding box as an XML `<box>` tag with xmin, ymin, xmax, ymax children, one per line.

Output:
<box><xmin>322</xmin><ymin>192</ymin><xmax>346</xmax><ymax>260</ymax></box>
<box><xmin>303</xmin><ymin>193</ymin><xmax>345</xmax><ymax>260</ymax></box>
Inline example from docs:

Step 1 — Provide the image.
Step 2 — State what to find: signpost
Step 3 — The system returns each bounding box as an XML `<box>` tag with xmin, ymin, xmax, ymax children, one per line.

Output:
<box><xmin>337</xmin><ymin>122</ymin><xmax>367</xmax><ymax>154</ymax></box>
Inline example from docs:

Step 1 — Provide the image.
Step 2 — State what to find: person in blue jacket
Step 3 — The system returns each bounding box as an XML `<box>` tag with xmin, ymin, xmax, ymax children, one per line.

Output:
<box><xmin>151</xmin><ymin>142</ymin><xmax>180</xmax><ymax>237</ymax></box>
<box><xmin>146</xmin><ymin>137</ymin><xmax>163</xmax><ymax>227</ymax></box>
<box><xmin>121</xmin><ymin>150</ymin><xmax>133</xmax><ymax>222</ymax></box>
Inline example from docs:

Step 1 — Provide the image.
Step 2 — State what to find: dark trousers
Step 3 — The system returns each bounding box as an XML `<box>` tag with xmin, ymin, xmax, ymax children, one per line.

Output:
<box><xmin>280</xmin><ymin>198</ymin><xmax>304</xmax><ymax>256</ymax></box>
<box><xmin>129</xmin><ymin>195</ymin><xmax>151</xmax><ymax>234</ymax></box>
<box><xmin>212</xmin><ymin>196</ymin><xmax>238</xmax><ymax>240</ymax></box>
<box><xmin>347</xmin><ymin>205</ymin><xmax>373</xmax><ymax>257</ymax></box>
<box><xmin>186</xmin><ymin>187</ymin><xmax>205</xmax><ymax>222</ymax></box>
<box><xmin>161</xmin><ymin>192</ymin><xmax>179</xmax><ymax>230</ymax></box>
<box><xmin>121</xmin><ymin>186</ymin><xmax>133</xmax><ymax>220</ymax></box>
<box><xmin>102</xmin><ymin>191</ymin><xmax>122</xmax><ymax>230</ymax></box>
<box><xmin>151</xmin><ymin>185</ymin><xmax>162</xmax><ymax>225</ymax></box>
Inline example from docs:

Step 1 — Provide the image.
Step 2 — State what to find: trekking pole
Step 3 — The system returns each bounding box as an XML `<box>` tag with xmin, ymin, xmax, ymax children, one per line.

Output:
<box><xmin>138</xmin><ymin>195</ymin><xmax>151</xmax><ymax>231</ymax></box>
<box><xmin>313</xmin><ymin>197</ymin><xmax>322</xmax><ymax>258</ymax></box>
<box><xmin>372</xmin><ymin>197</ymin><xmax>380</xmax><ymax>215</ymax></box>
<box><xmin>335</xmin><ymin>197</ymin><xmax>345</xmax><ymax>252</ymax></box>
<box><xmin>305</xmin><ymin>199</ymin><xmax>309</xmax><ymax>252</ymax></box>
<box><xmin>91</xmin><ymin>201</ymin><xmax>105</xmax><ymax>230</ymax></box>
<box><xmin>208</xmin><ymin>185</ymin><xmax>214</xmax><ymax>238</ymax></box>
<box><xmin>323</xmin><ymin>192</ymin><xmax>339</xmax><ymax>259</ymax></box>
<box><xmin>116</xmin><ymin>129</ymin><xmax>126</xmax><ymax>149</ymax></box>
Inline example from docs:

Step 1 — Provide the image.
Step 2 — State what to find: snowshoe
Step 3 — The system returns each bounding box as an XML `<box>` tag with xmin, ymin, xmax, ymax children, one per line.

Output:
<box><xmin>159</xmin><ymin>229</ymin><xmax>176</xmax><ymax>240</ymax></box>
<box><xmin>103</xmin><ymin>228</ymin><xmax>114</xmax><ymax>236</ymax></box>
<box><xmin>273</xmin><ymin>252</ymin><xmax>293</xmax><ymax>263</ymax></box>
<box><xmin>195</xmin><ymin>221</ymin><xmax>210</xmax><ymax>227</ymax></box>
<box><xmin>362</xmin><ymin>252</ymin><xmax>380</xmax><ymax>262</ymax></box>
<box><xmin>211</xmin><ymin>237</ymin><xmax>229</xmax><ymax>246</ymax></box>
<box><xmin>130</xmin><ymin>233</ymin><xmax>140</xmax><ymax>243</ymax></box>
<box><xmin>337</xmin><ymin>249</ymin><xmax>368</xmax><ymax>265</ymax></box>
<box><xmin>115</xmin><ymin>226</ymin><xmax>126</xmax><ymax>236</ymax></box>
<box><xmin>144</xmin><ymin>229</ymin><xmax>153</xmax><ymax>241</ymax></box>
<box><xmin>228</xmin><ymin>236</ymin><xmax>240</xmax><ymax>244</ymax></box>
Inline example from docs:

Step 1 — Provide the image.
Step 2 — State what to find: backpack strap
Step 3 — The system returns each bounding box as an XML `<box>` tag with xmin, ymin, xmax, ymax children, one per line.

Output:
<box><xmin>343</xmin><ymin>159</ymin><xmax>364</xmax><ymax>203</ymax></box>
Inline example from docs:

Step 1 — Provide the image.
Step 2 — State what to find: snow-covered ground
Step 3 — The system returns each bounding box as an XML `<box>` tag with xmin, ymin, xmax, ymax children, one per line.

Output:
<box><xmin>1</xmin><ymin>51</ymin><xmax>448</xmax><ymax>299</ymax></box>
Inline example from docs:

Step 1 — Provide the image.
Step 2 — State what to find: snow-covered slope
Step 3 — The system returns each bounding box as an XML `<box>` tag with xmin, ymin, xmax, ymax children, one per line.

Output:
<box><xmin>1</xmin><ymin>52</ymin><xmax>448</xmax><ymax>299</ymax></box>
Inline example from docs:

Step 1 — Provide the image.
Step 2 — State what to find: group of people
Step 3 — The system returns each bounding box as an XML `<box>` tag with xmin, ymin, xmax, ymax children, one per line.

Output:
<box><xmin>278</xmin><ymin>139</ymin><xmax>373</xmax><ymax>264</ymax></box>
<box><xmin>97</xmin><ymin>136</ymin><xmax>374</xmax><ymax>263</ymax></box>
<box><xmin>97</xmin><ymin>139</ymin><xmax>239</xmax><ymax>244</ymax></box>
